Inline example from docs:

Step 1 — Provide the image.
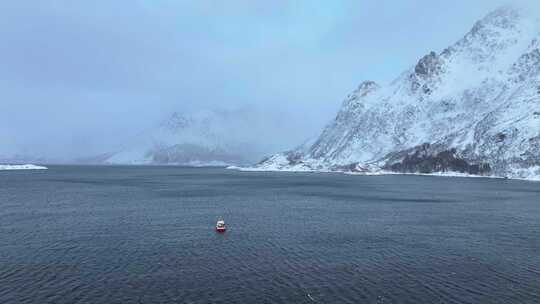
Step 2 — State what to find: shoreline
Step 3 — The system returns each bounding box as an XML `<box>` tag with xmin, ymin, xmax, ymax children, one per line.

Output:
<box><xmin>227</xmin><ymin>166</ymin><xmax>540</xmax><ymax>182</ymax></box>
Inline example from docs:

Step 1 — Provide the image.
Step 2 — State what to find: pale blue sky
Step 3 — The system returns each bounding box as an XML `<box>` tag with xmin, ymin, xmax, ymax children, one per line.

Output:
<box><xmin>0</xmin><ymin>0</ymin><xmax>534</xmax><ymax>158</ymax></box>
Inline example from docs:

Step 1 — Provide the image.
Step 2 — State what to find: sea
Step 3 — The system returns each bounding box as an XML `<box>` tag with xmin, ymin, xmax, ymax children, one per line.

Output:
<box><xmin>1</xmin><ymin>166</ymin><xmax>539</xmax><ymax>303</ymax></box>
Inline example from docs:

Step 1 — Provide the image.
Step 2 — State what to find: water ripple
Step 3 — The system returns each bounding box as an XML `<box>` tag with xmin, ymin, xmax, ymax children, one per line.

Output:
<box><xmin>1</xmin><ymin>166</ymin><xmax>540</xmax><ymax>303</ymax></box>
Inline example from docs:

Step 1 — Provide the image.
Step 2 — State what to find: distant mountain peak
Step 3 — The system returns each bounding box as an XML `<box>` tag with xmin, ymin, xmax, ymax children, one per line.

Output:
<box><xmin>103</xmin><ymin>108</ymin><xmax>281</xmax><ymax>166</ymax></box>
<box><xmin>476</xmin><ymin>5</ymin><xmax>522</xmax><ymax>29</ymax></box>
<box><xmin>342</xmin><ymin>81</ymin><xmax>380</xmax><ymax>111</ymax></box>
<box><xmin>162</xmin><ymin>112</ymin><xmax>192</xmax><ymax>131</ymax></box>
<box><xmin>448</xmin><ymin>5</ymin><xmax>532</xmax><ymax>67</ymax></box>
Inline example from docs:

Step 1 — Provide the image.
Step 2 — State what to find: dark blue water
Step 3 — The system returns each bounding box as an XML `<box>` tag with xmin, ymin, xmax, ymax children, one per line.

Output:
<box><xmin>1</xmin><ymin>166</ymin><xmax>539</xmax><ymax>304</ymax></box>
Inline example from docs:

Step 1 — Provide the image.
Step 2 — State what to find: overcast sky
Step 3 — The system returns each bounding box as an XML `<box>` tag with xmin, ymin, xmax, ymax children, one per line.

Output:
<box><xmin>0</xmin><ymin>0</ymin><xmax>535</xmax><ymax>160</ymax></box>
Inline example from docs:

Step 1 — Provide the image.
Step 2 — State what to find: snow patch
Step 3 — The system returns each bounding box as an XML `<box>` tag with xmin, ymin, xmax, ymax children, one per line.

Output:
<box><xmin>0</xmin><ymin>164</ymin><xmax>48</xmax><ymax>171</ymax></box>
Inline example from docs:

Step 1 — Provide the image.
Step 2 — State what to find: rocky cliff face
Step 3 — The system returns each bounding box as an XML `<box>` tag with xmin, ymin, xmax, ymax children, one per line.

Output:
<box><xmin>256</xmin><ymin>6</ymin><xmax>540</xmax><ymax>180</ymax></box>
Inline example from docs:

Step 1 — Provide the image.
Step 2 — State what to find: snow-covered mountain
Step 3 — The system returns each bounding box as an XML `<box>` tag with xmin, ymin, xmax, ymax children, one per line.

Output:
<box><xmin>103</xmin><ymin>109</ymin><xmax>276</xmax><ymax>166</ymax></box>
<box><xmin>255</xmin><ymin>6</ymin><xmax>540</xmax><ymax>180</ymax></box>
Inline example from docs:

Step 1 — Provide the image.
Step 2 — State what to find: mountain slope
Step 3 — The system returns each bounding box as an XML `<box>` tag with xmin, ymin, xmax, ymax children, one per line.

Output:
<box><xmin>256</xmin><ymin>6</ymin><xmax>540</xmax><ymax>180</ymax></box>
<box><xmin>105</xmin><ymin>110</ymin><xmax>265</xmax><ymax>166</ymax></box>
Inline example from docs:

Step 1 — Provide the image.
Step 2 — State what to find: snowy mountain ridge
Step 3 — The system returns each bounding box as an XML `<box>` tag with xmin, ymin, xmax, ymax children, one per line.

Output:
<box><xmin>105</xmin><ymin>110</ymin><xmax>252</xmax><ymax>165</ymax></box>
<box><xmin>104</xmin><ymin>108</ymin><xmax>293</xmax><ymax>166</ymax></box>
<box><xmin>254</xmin><ymin>6</ymin><xmax>540</xmax><ymax>180</ymax></box>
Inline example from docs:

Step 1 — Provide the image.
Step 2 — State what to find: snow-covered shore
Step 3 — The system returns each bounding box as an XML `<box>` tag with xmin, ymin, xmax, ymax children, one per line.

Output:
<box><xmin>0</xmin><ymin>164</ymin><xmax>48</xmax><ymax>171</ymax></box>
<box><xmin>227</xmin><ymin>166</ymin><xmax>540</xmax><ymax>182</ymax></box>
<box><xmin>344</xmin><ymin>170</ymin><xmax>506</xmax><ymax>180</ymax></box>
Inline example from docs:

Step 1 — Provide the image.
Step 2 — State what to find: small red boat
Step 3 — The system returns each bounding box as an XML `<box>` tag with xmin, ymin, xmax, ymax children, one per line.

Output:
<box><xmin>216</xmin><ymin>219</ymin><xmax>226</xmax><ymax>233</ymax></box>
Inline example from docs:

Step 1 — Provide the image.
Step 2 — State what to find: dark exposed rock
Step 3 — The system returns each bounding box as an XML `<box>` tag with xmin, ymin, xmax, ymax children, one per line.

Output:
<box><xmin>410</xmin><ymin>51</ymin><xmax>444</xmax><ymax>95</ymax></box>
<box><xmin>355</xmin><ymin>81</ymin><xmax>380</xmax><ymax>97</ymax></box>
<box><xmin>285</xmin><ymin>151</ymin><xmax>304</xmax><ymax>166</ymax></box>
<box><xmin>383</xmin><ymin>145</ymin><xmax>491</xmax><ymax>175</ymax></box>
<box><xmin>415</xmin><ymin>51</ymin><xmax>442</xmax><ymax>78</ymax></box>
<box><xmin>257</xmin><ymin>156</ymin><xmax>271</xmax><ymax>165</ymax></box>
<box><xmin>510</xmin><ymin>48</ymin><xmax>540</xmax><ymax>82</ymax></box>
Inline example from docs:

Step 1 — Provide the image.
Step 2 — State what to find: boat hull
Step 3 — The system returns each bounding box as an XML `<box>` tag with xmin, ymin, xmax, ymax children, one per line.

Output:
<box><xmin>216</xmin><ymin>227</ymin><xmax>226</xmax><ymax>233</ymax></box>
